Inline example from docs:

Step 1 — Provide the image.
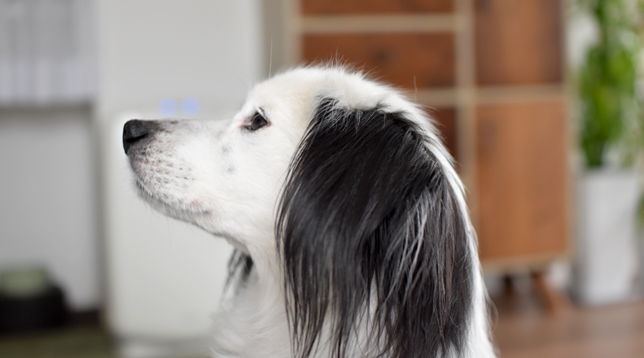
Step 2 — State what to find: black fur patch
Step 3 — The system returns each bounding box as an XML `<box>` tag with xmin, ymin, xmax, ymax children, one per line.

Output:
<box><xmin>226</xmin><ymin>250</ymin><xmax>254</xmax><ymax>292</ymax></box>
<box><xmin>277</xmin><ymin>98</ymin><xmax>473</xmax><ymax>358</ymax></box>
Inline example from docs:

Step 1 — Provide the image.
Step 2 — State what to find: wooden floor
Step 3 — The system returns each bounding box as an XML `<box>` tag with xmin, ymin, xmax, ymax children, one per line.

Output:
<box><xmin>492</xmin><ymin>286</ymin><xmax>644</xmax><ymax>358</ymax></box>
<box><xmin>1</xmin><ymin>286</ymin><xmax>643</xmax><ymax>358</ymax></box>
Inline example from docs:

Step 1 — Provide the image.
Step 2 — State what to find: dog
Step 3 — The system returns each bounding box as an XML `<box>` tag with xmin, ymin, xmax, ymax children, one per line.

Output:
<box><xmin>123</xmin><ymin>66</ymin><xmax>496</xmax><ymax>358</ymax></box>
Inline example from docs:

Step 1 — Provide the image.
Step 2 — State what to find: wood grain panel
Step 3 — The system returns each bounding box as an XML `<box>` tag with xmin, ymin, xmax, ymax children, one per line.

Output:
<box><xmin>428</xmin><ymin>107</ymin><xmax>458</xmax><ymax>163</ymax></box>
<box><xmin>474</xmin><ymin>0</ymin><xmax>563</xmax><ymax>85</ymax></box>
<box><xmin>301</xmin><ymin>0</ymin><xmax>453</xmax><ymax>15</ymax></box>
<box><xmin>476</xmin><ymin>101</ymin><xmax>567</xmax><ymax>261</ymax></box>
<box><xmin>303</xmin><ymin>33</ymin><xmax>455</xmax><ymax>89</ymax></box>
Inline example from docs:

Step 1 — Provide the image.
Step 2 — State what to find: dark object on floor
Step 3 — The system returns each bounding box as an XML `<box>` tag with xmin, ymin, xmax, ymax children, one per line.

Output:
<box><xmin>0</xmin><ymin>327</ymin><xmax>115</xmax><ymax>358</ymax></box>
<box><xmin>0</xmin><ymin>285</ymin><xmax>67</xmax><ymax>334</ymax></box>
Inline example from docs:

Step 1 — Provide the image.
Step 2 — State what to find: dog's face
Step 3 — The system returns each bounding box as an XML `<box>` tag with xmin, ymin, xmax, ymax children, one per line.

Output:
<box><xmin>124</xmin><ymin>68</ymin><xmax>402</xmax><ymax>256</ymax></box>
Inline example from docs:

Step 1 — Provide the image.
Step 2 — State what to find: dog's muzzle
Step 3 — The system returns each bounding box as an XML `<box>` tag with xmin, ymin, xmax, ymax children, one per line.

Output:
<box><xmin>123</xmin><ymin>120</ymin><xmax>160</xmax><ymax>155</ymax></box>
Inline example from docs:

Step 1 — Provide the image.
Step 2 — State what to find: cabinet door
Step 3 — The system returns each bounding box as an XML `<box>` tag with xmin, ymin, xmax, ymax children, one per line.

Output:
<box><xmin>303</xmin><ymin>33</ymin><xmax>455</xmax><ymax>89</ymax></box>
<box><xmin>431</xmin><ymin>106</ymin><xmax>458</xmax><ymax>163</ymax></box>
<box><xmin>476</xmin><ymin>102</ymin><xmax>568</xmax><ymax>262</ymax></box>
<box><xmin>475</xmin><ymin>0</ymin><xmax>563</xmax><ymax>86</ymax></box>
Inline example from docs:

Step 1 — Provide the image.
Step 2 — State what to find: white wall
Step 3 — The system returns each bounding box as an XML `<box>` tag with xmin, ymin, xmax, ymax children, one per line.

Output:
<box><xmin>0</xmin><ymin>107</ymin><xmax>98</xmax><ymax>310</ymax></box>
<box><xmin>0</xmin><ymin>0</ymin><xmax>266</xmax><ymax>321</ymax></box>
<box><xmin>94</xmin><ymin>0</ymin><xmax>263</xmax><ymax>352</ymax></box>
<box><xmin>95</xmin><ymin>0</ymin><xmax>261</xmax><ymax>119</ymax></box>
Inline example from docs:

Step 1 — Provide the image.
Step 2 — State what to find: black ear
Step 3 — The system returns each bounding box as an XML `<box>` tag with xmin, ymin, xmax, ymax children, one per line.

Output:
<box><xmin>277</xmin><ymin>98</ymin><xmax>473</xmax><ymax>358</ymax></box>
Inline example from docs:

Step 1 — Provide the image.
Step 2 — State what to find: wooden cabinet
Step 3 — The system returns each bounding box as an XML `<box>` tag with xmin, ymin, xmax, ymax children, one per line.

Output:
<box><xmin>270</xmin><ymin>0</ymin><xmax>570</xmax><ymax>270</ymax></box>
<box><xmin>477</xmin><ymin>102</ymin><xmax>568</xmax><ymax>263</ymax></box>
<box><xmin>472</xmin><ymin>0</ymin><xmax>569</xmax><ymax>268</ymax></box>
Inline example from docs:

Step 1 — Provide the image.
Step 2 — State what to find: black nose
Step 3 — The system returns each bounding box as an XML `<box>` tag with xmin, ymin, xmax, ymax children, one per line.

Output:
<box><xmin>123</xmin><ymin>120</ymin><xmax>157</xmax><ymax>154</ymax></box>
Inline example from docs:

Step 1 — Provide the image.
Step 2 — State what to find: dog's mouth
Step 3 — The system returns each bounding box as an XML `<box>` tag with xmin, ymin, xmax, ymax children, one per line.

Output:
<box><xmin>133</xmin><ymin>173</ymin><xmax>210</xmax><ymax>218</ymax></box>
<box><xmin>127</xmin><ymin>147</ymin><xmax>211</xmax><ymax>218</ymax></box>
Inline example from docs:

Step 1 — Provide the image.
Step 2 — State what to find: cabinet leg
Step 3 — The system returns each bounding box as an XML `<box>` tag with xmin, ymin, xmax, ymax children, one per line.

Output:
<box><xmin>531</xmin><ymin>270</ymin><xmax>571</xmax><ymax>315</ymax></box>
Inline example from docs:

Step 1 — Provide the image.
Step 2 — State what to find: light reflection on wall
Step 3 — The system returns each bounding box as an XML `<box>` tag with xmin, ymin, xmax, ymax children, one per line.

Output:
<box><xmin>158</xmin><ymin>97</ymin><xmax>200</xmax><ymax>117</ymax></box>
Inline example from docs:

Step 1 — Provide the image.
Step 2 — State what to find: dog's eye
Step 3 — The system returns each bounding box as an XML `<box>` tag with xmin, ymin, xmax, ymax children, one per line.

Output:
<box><xmin>248</xmin><ymin>112</ymin><xmax>268</xmax><ymax>131</ymax></box>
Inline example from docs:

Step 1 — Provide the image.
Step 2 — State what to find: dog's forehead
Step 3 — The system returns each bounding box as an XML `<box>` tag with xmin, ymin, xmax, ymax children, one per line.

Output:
<box><xmin>247</xmin><ymin>68</ymin><xmax>393</xmax><ymax>113</ymax></box>
<box><xmin>248</xmin><ymin>73</ymin><xmax>317</xmax><ymax>110</ymax></box>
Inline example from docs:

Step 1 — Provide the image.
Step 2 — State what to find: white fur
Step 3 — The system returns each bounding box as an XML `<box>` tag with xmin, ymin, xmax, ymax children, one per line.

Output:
<box><xmin>128</xmin><ymin>66</ymin><xmax>496</xmax><ymax>358</ymax></box>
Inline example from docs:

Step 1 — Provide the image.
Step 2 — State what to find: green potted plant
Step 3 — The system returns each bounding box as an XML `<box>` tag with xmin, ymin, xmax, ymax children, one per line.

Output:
<box><xmin>575</xmin><ymin>0</ymin><xmax>644</xmax><ymax>305</ymax></box>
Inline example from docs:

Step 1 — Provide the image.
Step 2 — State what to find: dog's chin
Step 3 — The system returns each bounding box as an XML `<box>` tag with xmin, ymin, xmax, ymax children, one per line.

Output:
<box><xmin>134</xmin><ymin>178</ymin><xmax>210</xmax><ymax>223</ymax></box>
<box><xmin>133</xmin><ymin>179</ymin><xmax>254</xmax><ymax>255</ymax></box>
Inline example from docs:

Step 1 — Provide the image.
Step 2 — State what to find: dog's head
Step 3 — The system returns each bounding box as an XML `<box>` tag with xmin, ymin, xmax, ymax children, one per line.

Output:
<box><xmin>124</xmin><ymin>67</ymin><xmax>475</xmax><ymax>358</ymax></box>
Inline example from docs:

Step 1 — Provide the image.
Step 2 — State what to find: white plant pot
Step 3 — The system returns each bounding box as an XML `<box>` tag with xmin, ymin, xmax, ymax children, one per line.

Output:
<box><xmin>575</xmin><ymin>170</ymin><xmax>640</xmax><ymax>305</ymax></box>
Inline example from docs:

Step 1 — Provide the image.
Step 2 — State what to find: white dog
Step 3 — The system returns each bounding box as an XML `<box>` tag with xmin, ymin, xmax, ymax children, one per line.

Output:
<box><xmin>123</xmin><ymin>66</ymin><xmax>496</xmax><ymax>358</ymax></box>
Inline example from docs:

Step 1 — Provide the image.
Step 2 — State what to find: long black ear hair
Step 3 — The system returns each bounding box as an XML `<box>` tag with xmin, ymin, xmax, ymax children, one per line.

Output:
<box><xmin>277</xmin><ymin>98</ymin><xmax>473</xmax><ymax>358</ymax></box>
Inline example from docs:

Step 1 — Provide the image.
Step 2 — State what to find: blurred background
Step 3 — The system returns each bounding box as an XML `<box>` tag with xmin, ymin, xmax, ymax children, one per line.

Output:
<box><xmin>0</xmin><ymin>0</ymin><xmax>643</xmax><ymax>357</ymax></box>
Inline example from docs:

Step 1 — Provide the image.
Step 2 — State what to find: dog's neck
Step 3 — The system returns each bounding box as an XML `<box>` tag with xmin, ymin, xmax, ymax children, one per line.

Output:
<box><xmin>211</xmin><ymin>260</ymin><xmax>381</xmax><ymax>358</ymax></box>
<box><xmin>212</xmin><ymin>257</ymin><xmax>293</xmax><ymax>358</ymax></box>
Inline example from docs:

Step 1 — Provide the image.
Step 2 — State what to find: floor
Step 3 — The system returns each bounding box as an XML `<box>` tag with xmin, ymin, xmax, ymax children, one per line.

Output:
<box><xmin>491</xmin><ymin>282</ymin><xmax>644</xmax><ymax>358</ymax></box>
<box><xmin>0</xmin><ymin>294</ymin><xmax>643</xmax><ymax>357</ymax></box>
